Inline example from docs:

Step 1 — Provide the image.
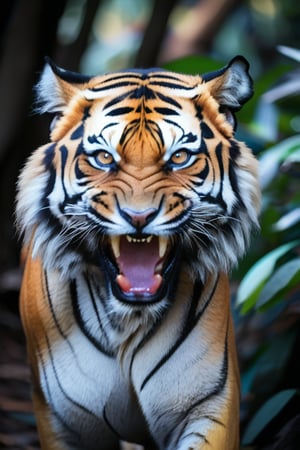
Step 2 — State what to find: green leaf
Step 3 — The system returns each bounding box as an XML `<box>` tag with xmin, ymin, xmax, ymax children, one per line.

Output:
<box><xmin>273</xmin><ymin>207</ymin><xmax>300</xmax><ymax>231</ymax></box>
<box><xmin>284</xmin><ymin>147</ymin><xmax>300</xmax><ymax>163</ymax></box>
<box><xmin>163</xmin><ymin>55</ymin><xmax>223</xmax><ymax>75</ymax></box>
<box><xmin>259</xmin><ymin>135</ymin><xmax>300</xmax><ymax>189</ymax></box>
<box><xmin>278</xmin><ymin>45</ymin><xmax>300</xmax><ymax>62</ymax></box>
<box><xmin>250</xmin><ymin>331</ymin><xmax>297</xmax><ymax>395</ymax></box>
<box><xmin>236</xmin><ymin>240</ymin><xmax>300</xmax><ymax>313</ymax></box>
<box><xmin>256</xmin><ymin>258</ymin><xmax>300</xmax><ymax>309</ymax></box>
<box><xmin>242</xmin><ymin>389</ymin><xmax>299</xmax><ymax>445</ymax></box>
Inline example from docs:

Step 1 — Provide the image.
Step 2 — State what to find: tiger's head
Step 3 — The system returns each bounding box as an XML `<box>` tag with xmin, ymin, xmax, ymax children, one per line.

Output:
<box><xmin>17</xmin><ymin>56</ymin><xmax>260</xmax><ymax>305</ymax></box>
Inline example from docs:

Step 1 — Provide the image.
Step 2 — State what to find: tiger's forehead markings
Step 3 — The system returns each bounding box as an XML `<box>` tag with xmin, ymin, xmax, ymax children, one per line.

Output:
<box><xmin>83</xmin><ymin>70</ymin><xmax>203</xmax><ymax>101</ymax></box>
<box><xmin>82</xmin><ymin>69</ymin><xmax>206</xmax><ymax>166</ymax></box>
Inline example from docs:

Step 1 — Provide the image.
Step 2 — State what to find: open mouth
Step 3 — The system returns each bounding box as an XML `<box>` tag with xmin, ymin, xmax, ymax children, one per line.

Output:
<box><xmin>103</xmin><ymin>234</ymin><xmax>178</xmax><ymax>304</ymax></box>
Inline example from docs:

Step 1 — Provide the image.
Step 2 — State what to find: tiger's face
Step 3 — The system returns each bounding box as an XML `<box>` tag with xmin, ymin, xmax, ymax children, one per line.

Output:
<box><xmin>17</xmin><ymin>57</ymin><xmax>260</xmax><ymax>305</ymax></box>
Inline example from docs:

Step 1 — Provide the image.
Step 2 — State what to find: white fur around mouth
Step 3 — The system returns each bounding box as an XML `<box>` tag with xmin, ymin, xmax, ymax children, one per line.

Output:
<box><xmin>110</xmin><ymin>235</ymin><xmax>168</xmax><ymax>258</ymax></box>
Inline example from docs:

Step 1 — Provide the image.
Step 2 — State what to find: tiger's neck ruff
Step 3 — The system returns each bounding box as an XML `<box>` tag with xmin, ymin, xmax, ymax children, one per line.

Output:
<box><xmin>17</xmin><ymin>57</ymin><xmax>260</xmax><ymax>450</ymax></box>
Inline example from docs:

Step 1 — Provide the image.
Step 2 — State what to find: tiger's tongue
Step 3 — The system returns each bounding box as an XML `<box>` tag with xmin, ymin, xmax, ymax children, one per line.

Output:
<box><xmin>116</xmin><ymin>236</ymin><xmax>162</xmax><ymax>295</ymax></box>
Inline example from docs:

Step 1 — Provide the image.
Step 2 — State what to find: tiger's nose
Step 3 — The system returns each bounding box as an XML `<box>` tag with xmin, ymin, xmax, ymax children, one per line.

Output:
<box><xmin>122</xmin><ymin>207</ymin><xmax>157</xmax><ymax>229</ymax></box>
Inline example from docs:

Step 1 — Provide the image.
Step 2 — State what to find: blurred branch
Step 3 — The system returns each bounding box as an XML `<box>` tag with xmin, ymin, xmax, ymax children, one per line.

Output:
<box><xmin>0</xmin><ymin>0</ymin><xmax>66</xmax><ymax>270</ymax></box>
<box><xmin>160</xmin><ymin>0</ymin><xmax>241</xmax><ymax>62</ymax></box>
<box><xmin>0</xmin><ymin>0</ymin><xmax>66</xmax><ymax>164</ymax></box>
<box><xmin>187</xmin><ymin>0</ymin><xmax>241</xmax><ymax>53</ymax></box>
<box><xmin>56</xmin><ymin>0</ymin><xmax>103</xmax><ymax>71</ymax></box>
<box><xmin>0</xmin><ymin>0</ymin><xmax>41</xmax><ymax>163</ymax></box>
<box><xmin>134</xmin><ymin>0</ymin><xmax>179</xmax><ymax>67</ymax></box>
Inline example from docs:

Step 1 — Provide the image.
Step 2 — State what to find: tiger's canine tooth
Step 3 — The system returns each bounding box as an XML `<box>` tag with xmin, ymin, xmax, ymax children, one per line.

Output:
<box><xmin>111</xmin><ymin>235</ymin><xmax>120</xmax><ymax>258</ymax></box>
<box><xmin>159</xmin><ymin>236</ymin><xmax>168</xmax><ymax>257</ymax></box>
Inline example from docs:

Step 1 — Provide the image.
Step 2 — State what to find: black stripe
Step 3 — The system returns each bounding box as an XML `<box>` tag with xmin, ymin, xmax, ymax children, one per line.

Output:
<box><xmin>195</xmin><ymin>104</ymin><xmax>203</xmax><ymax>121</ymax></box>
<box><xmin>87</xmin><ymin>206</ymin><xmax>116</xmax><ymax>225</ymax></box>
<box><xmin>130</xmin><ymin>85</ymin><xmax>156</xmax><ymax>100</ymax></box>
<box><xmin>45</xmin><ymin>332</ymin><xmax>100</xmax><ymax>421</ymax></box>
<box><xmin>198</xmin><ymin>138</ymin><xmax>208</xmax><ymax>155</ymax></box>
<box><xmin>128</xmin><ymin>304</ymin><xmax>170</xmax><ymax>379</ymax></box>
<box><xmin>149</xmin><ymin>81</ymin><xmax>196</xmax><ymax>90</ymax></box>
<box><xmin>103</xmin><ymin>405</ymin><xmax>122</xmax><ymax>439</ymax></box>
<box><xmin>180</xmin><ymin>132</ymin><xmax>198</xmax><ymax>145</ymax></box>
<box><xmin>43</xmin><ymin>143</ymin><xmax>56</xmax><ymax>167</ymax></box>
<box><xmin>215</xmin><ymin>142</ymin><xmax>224</xmax><ymax>182</ymax></box>
<box><xmin>214</xmin><ymin>142</ymin><xmax>228</xmax><ymax>210</ymax></box>
<box><xmin>195</xmin><ymin>159</ymin><xmax>209</xmax><ymax>183</ymax></box>
<box><xmin>164</xmin><ymin>313</ymin><xmax>229</xmax><ymax>448</ymax></box>
<box><xmin>164</xmin><ymin>352</ymin><xmax>228</xmax><ymax>448</ymax></box>
<box><xmin>70</xmin><ymin>124</ymin><xmax>84</xmax><ymax>140</ymax></box>
<box><xmin>181</xmin><ymin>432</ymin><xmax>209</xmax><ymax>445</ymax></box>
<box><xmin>228</xmin><ymin>140</ymin><xmax>244</xmax><ymax>206</ymax></box>
<box><xmin>74</xmin><ymin>159</ymin><xmax>86</xmax><ymax>180</ymax></box>
<box><xmin>140</xmin><ymin>278</ymin><xmax>207</xmax><ymax>391</ymax></box>
<box><xmin>44</xmin><ymin>271</ymin><xmax>71</xmax><ymax>343</ymax></box>
<box><xmin>74</xmin><ymin>141</ymin><xmax>85</xmax><ymax>157</ymax></box>
<box><xmin>89</xmin><ymin>81</ymin><xmax>139</xmax><ymax>92</ymax></box>
<box><xmin>37</xmin><ymin>340</ymin><xmax>82</xmax><ymax>441</ymax></box>
<box><xmin>84</xmin><ymin>273</ymin><xmax>111</xmax><ymax>347</ymax></box>
<box><xmin>154</xmin><ymin>107</ymin><xmax>179</xmax><ymax>116</ymax></box>
<box><xmin>229</xmin><ymin>139</ymin><xmax>241</xmax><ymax>159</ymax></box>
<box><xmin>87</xmin><ymin>122</ymin><xmax>118</xmax><ymax>146</ymax></box>
<box><xmin>101</xmin><ymin>72</ymin><xmax>147</xmax><ymax>83</ymax></box>
<box><xmin>70</xmin><ymin>279</ymin><xmax>114</xmax><ymax>356</ymax></box>
<box><xmin>162</xmin><ymin>117</ymin><xmax>185</xmax><ymax>134</ymax></box>
<box><xmin>59</xmin><ymin>145</ymin><xmax>69</xmax><ymax>198</ymax></box>
<box><xmin>163</xmin><ymin>204</ymin><xmax>191</xmax><ymax>227</ymax></box>
<box><xmin>202</xmin><ymin>415</ymin><xmax>226</xmax><ymax>427</ymax></box>
<box><xmin>44</xmin><ymin>271</ymin><xmax>109</xmax><ymax>381</ymax></box>
<box><xmin>106</xmin><ymin>106</ymin><xmax>134</xmax><ymax>116</ymax></box>
<box><xmin>156</xmin><ymin>92</ymin><xmax>182</xmax><ymax>109</ymax></box>
<box><xmin>200</xmin><ymin>122</ymin><xmax>214</xmax><ymax>139</ymax></box>
<box><xmin>150</xmin><ymin>73</ymin><xmax>187</xmax><ymax>82</ymax></box>
<box><xmin>228</xmin><ymin>160</ymin><xmax>243</xmax><ymax>205</ymax></box>
<box><xmin>103</xmin><ymin>91</ymin><xmax>136</xmax><ymax>109</ymax></box>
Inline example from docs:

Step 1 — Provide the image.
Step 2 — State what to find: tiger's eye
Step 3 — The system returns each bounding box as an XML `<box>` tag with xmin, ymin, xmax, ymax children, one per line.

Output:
<box><xmin>170</xmin><ymin>150</ymin><xmax>189</xmax><ymax>165</ymax></box>
<box><xmin>96</xmin><ymin>151</ymin><xmax>114</xmax><ymax>165</ymax></box>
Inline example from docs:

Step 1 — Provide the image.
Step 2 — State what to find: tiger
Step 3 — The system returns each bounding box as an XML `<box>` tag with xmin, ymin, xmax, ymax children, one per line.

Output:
<box><xmin>16</xmin><ymin>55</ymin><xmax>260</xmax><ymax>450</ymax></box>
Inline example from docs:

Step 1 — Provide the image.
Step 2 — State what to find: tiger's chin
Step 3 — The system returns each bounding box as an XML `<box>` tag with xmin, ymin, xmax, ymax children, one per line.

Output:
<box><xmin>102</xmin><ymin>234</ymin><xmax>180</xmax><ymax>305</ymax></box>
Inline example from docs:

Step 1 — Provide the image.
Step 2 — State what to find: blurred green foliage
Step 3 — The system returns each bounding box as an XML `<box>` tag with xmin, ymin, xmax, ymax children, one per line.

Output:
<box><xmin>237</xmin><ymin>48</ymin><xmax>300</xmax><ymax>447</ymax></box>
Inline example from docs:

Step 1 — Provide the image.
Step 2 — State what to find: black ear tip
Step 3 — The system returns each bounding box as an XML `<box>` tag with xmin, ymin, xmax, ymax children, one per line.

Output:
<box><xmin>42</xmin><ymin>57</ymin><xmax>92</xmax><ymax>84</ymax></box>
<box><xmin>43</xmin><ymin>56</ymin><xmax>63</xmax><ymax>76</ymax></box>
<box><xmin>202</xmin><ymin>55</ymin><xmax>251</xmax><ymax>83</ymax></box>
<box><xmin>228</xmin><ymin>55</ymin><xmax>250</xmax><ymax>71</ymax></box>
<box><xmin>44</xmin><ymin>55</ymin><xmax>52</xmax><ymax>65</ymax></box>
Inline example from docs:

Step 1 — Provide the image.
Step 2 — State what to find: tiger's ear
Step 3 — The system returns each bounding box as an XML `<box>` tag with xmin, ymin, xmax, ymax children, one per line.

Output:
<box><xmin>35</xmin><ymin>58</ymin><xmax>91</xmax><ymax>114</ymax></box>
<box><xmin>202</xmin><ymin>56</ymin><xmax>253</xmax><ymax>110</ymax></box>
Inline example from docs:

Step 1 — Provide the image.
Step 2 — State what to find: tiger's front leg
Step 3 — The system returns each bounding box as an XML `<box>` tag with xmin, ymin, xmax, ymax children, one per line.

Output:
<box><xmin>175</xmin><ymin>319</ymin><xmax>240</xmax><ymax>450</ymax></box>
<box><xmin>31</xmin><ymin>390</ymin><xmax>72</xmax><ymax>450</ymax></box>
<box><xmin>170</xmin><ymin>353</ymin><xmax>240</xmax><ymax>450</ymax></box>
<box><xmin>132</xmin><ymin>275</ymin><xmax>240</xmax><ymax>450</ymax></box>
<box><xmin>31</xmin><ymin>389</ymin><xmax>122</xmax><ymax>450</ymax></box>
<box><xmin>20</xmin><ymin>256</ymin><xmax>123</xmax><ymax>450</ymax></box>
